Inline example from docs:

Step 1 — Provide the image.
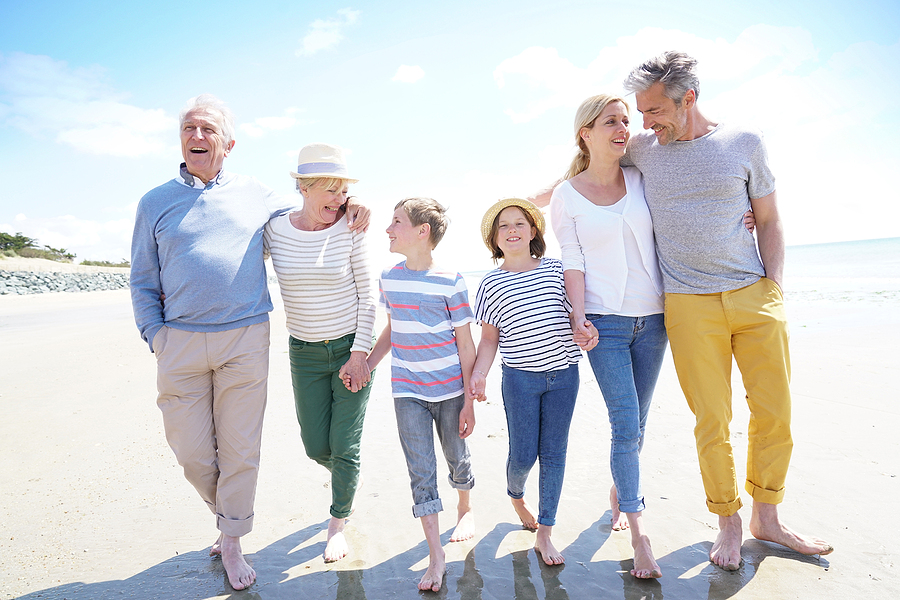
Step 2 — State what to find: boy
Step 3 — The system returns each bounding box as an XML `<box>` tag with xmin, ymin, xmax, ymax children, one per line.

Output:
<box><xmin>365</xmin><ymin>198</ymin><xmax>477</xmax><ymax>593</ymax></box>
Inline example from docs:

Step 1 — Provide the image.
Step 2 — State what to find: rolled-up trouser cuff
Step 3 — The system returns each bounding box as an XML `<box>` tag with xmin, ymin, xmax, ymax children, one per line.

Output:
<box><xmin>412</xmin><ymin>498</ymin><xmax>443</xmax><ymax>519</ymax></box>
<box><xmin>218</xmin><ymin>512</ymin><xmax>254</xmax><ymax>537</ymax></box>
<box><xmin>745</xmin><ymin>480</ymin><xmax>785</xmax><ymax>505</ymax></box>
<box><xmin>707</xmin><ymin>496</ymin><xmax>742</xmax><ymax>517</ymax></box>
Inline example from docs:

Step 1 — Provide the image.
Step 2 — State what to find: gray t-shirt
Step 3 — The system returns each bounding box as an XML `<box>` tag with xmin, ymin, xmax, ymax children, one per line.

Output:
<box><xmin>625</xmin><ymin>123</ymin><xmax>776</xmax><ymax>294</ymax></box>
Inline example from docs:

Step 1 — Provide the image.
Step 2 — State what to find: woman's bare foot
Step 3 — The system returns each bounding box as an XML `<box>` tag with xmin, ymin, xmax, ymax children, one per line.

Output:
<box><xmin>534</xmin><ymin>525</ymin><xmax>564</xmax><ymax>565</ymax></box>
<box><xmin>324</xmin><ymin>517</ymin><xmax>349</xmax><ymax>562</ymax></box>
<box><xmin>710</xmin><ymin>512</ymin><xmax>743</xmax><ymax>570</ymax></box>
<box><xmin>631</xmin><ymin>534</ymin><xmax>661</xmax><ymax>578</ymax></box>
<box><xmin>749</xmin><ymin>502</ymin><xmax>833</xmax><ymax>556</ymax></box>
<box><xmin>511</xmin><ymin>497</ymin><xmax>538</xmax><ymax>531</ymax></box>
<box><xmin>221</xmin><ymin>534</ymin><xmax>256</xmax><ymax>590</ymax></box>
<box><xmin>450</xmin><ymin>491</ymin><xmax>475</xmax><ymax>542</ymax></box>
<box><xmin>210</xmin><ymin>532</ymin><xmax>223</xmax><ymax>557</ymax></box>
<box><xmin>610</xmin><ymin>485</ymin><xmax>629</xmax><ymax>531</ymax></box>
<box><xmin>419</xmin><ymin>554</ymin><xmax>446</xmax><ymax>592</ymax></box>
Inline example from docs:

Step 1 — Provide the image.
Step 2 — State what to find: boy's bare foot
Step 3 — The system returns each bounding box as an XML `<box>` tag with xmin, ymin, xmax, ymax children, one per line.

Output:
<box><xmin>210</xmin><ymin>532</ymin><xmax>223</xmax><ymax>557</ymax></box>
<box><xmin>534</xmin><ymin>525</ymin><xmax>564</xmax><ymax>565</ymax></box>
<box><xmin>749</xmin><ymin>502</ymin><xmax>833</xmax><ymax>556</ymax></box>
<box><xmin>511</xmin><ymin>497</ymin><xmax>538</xmax><ymax>531</ymax></box>
<box><xmin>631</xmin><ymin>534</ymin><xmax>661</xmax><ymax>578</ymax></box>
<box><xmin>450</xmin><ymin>506</ymin><xmax>475</xmax><ymax>542</ymax></box>
<box><xmin>710</xmin><ymin>512</ymin><xmax>743</xmax><ymax>571</ymax></box>
<box><xmin>610</xmin><ymin>485</ymin><xmax>629</xmax><ymax>531</ymax></box>
<box><xmin>324</xmin><ymin>517</ymin><xmax>349</xmax><ymax>562</ymax></box>
<box><xmin>221</xmin><ymin>534</ymin><xmax>256</xmax><ymax>590</ymax></box>
<box><xmin>419</xmin><ymin>554</ymin><xmax>446</xmax><ymax>592</ymax></box>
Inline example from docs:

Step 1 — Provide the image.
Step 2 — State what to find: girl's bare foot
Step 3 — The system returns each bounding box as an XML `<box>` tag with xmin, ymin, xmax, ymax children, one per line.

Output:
<box><xmin>221</xmin><ymin>534</ymin><xmax>256</xmax><ymax>590</ymax></box>
<box><xmin>631</xmin><ymin>534</ymin><xmax>661</xmax><ymax>578</ymax></box>
<box><xmin>324</xmin><ymin>517</ymin><xmax>349</xmax><ymax>562</ymax></box>
<box><xmin>610</xmin><ymin>485</ymin><xmax>629</xmax><ymax>531</ymax></box>
<box><xmin>511</xmin><ymin>497</ymin><xmax>538</xmax><ymax>531</ymax></box>
<box><xmin>534</xmin><ymin>525</ymin><xmax>564</xmax><ymax>565</ymax></box>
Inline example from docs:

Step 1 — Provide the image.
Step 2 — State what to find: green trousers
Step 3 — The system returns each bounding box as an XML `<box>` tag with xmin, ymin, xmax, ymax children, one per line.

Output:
<box><xmin>289</xmin><ymin>333</ymin><xmax>373</xmax><ymax>519</ymax></box>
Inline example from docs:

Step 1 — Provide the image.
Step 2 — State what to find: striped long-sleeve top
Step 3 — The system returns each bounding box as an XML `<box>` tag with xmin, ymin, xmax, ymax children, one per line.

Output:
<box><xmin>264</xmin><ymin>213</ymin><xmax>376</xmax><ymax>353</ymax></box>
<box><xmin>379</xmin><ymin>262</ymin><xmax>475</xmax><ymax>402</ymax></box>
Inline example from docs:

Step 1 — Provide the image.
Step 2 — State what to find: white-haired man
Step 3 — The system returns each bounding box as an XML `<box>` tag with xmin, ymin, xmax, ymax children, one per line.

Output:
<box><xmin>130</xmin><ymin>94</ymin><xmax>367</xmax><ymax>589</ymax></box>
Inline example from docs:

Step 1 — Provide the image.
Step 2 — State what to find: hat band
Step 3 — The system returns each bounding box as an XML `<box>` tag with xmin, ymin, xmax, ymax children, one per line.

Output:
<box><xmin>296</xmin><ymin>161</ymin><xmax>349</xmax><ymax>177</ymax></box>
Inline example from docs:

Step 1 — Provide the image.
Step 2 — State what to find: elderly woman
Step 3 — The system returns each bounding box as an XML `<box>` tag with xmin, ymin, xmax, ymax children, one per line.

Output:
<box><xmin>264</xmin><ymin>143</ymin><xmax>376</xmax><ymax>563</ymax></box>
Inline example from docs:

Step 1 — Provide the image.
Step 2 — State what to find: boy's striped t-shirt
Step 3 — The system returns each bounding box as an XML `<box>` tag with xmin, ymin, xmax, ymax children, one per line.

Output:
<box><xmin>379</xmin><ymin>262</ymin><xmax>474</xmax><ymax>402</ymax></box>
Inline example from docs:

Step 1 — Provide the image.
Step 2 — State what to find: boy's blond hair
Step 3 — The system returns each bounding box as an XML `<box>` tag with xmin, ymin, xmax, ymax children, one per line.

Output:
<box><xmin>395</xmin><ymin>198</ymin><xmax>449</xmax><ymax>249</ymax></box>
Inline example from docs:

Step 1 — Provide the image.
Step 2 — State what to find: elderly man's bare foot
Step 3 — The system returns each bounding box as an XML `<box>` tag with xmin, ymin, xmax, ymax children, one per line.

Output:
<box><xmin>511</xmin><ymin>497</ymin><xmax>538</xmax><ymax>531</ymax></box>
<box><xmin>221</xmin><ymin>534</ymin><xmax>256</xmax><ymax>590</ymax></box>
<box><xmin>419</xmin><ymin>555</ymin><xmax>446</xmax><ymax>592</ymax></box>
<box><xmin>710</xmin><ymin>513</ymin><xmax>743</xmax><ymax>571</ymax></box>
<box><xmin>324</xmin><ymin>517</ymin><xmax>349</xmax><ymax>562</ymax></box>
<box><xmin>534</xmin><ymin>525</ymin><xmax>564</xmax><ymax>565</ymax></box>
<box><xmin>210</xmin><ymin>532</ymin><xmax>223</xmax><ymax>557</ymax></box>
<box><xmin>749</xmin><ymin>502</ymin><xmax>833</xmax><ymax>556</ymax></box>
<box><xmin>631</xmin><ymin>534</ymin><xmax>661</xmax><ymax>578</ymax></box>
<box><xmin>610</xmin><ymin>485</ymin><xmax>629</xmax><ymax>531</ymax></box>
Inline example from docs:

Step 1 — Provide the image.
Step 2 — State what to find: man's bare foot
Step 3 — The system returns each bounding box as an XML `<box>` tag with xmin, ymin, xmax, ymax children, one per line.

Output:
<box><xmin>419</xmin><ymin>554</ymin><xmax>446</xmax><ymax>592</ymax></box>
<box><xmin>221</xmin><ymin>534</ymin><xmax>256</xmax><ymax>590</ymax></box>
<box><xmin>534</xmin><ymin>525</ymin><xmax>564</xmax><ymax>565</ymax></box>
<box><xmin>324</xmin><ymin>517</ymin><xmax>349</xmax><ymax>562</ymax></box>
<box><xmin>749</xmin><ymin>502</ymin><xmax>833</xmax><ymax>556</ymax></box>
<box><xmin>450</xmin><ymin>505</ymin><xmax>475</xmax><ymax>542</ymax></box>
<box><xmin>610</xmin><ymin>485</ymin><xmax>629</xmax><ymax>531</ymax></box>
<box><xmin>210</xmin><ymin>532</ymin><xmax>223</xmax><ymax>557</ymax></box>
<box><xmin>511</xmin><ymin>497</ymin><xmax>538</xmax><ymax>531</ymax></box>
<box><xmin>631</xmin><ymin>534</ymin><xmax>661</xmax><ymax>578</ymax></box>
<box><xmin>710</xmin><ymin>512</ymin><xmax>743</xmax><ymax>571</ymax></box>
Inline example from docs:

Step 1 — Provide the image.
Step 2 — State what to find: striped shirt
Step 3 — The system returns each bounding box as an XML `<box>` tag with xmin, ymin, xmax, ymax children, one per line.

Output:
<box><xmin>475</xmin><ymin>258</ymin><xmax>582</xmax><ymax>372</ymax></box>
<box><xmin>265</xmin><ymin>214</ymin><xmax>376</xmax><ymax>353</ymax></box>
<box><xmin>379</xmin><ymin>262</ymin><xmax>475</xmax><ymax>402</ymax></box>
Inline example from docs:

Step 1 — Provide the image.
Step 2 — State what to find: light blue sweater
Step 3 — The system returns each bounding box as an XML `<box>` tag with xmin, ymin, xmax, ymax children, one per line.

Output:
<box><xmin>130</xmin><ymin>165</ymin><xmax>296</xmax><ymax>351</ymax></box>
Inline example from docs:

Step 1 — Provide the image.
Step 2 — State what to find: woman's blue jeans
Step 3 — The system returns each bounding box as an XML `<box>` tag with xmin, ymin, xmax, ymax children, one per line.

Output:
<box><xmin>501</xmin><ymin>363</ymin><xmax>579</xmax><ymax>526</ymax></box>
<box><xmin>586</xmin><ymin>313</ymin><xmax>667</xmax><ymax>514</ymax></box>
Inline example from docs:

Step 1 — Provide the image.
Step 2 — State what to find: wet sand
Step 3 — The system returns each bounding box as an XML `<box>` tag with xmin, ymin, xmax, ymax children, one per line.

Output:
<box><xmin>1</xmin><ymin>281</ymin><xmax>898</xmax><ymax>599</ymax></box>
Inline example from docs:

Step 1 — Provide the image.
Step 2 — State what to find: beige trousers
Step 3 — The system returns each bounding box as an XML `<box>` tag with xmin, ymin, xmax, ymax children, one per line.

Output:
<box><xmin>153</xmin><ymin>321</ymin><xmax>270</xmax><ymax>537</ymax></box>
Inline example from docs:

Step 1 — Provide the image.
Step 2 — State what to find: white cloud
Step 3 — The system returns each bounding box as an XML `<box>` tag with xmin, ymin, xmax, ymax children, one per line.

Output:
<box><xmin>0</xmin><ymin>52</ymin><xmax>176</xmax><ymax>157</ymax></box>
<box><xmin>1</xmin><ymin>213</ymin><xmax>134</xmax><ymax>262</ymax></box>
<box><xmin>240</xmin><ymin>115</ymin><xmax>298</xmax><ymax>138</ymax></box>
<box><xmin>392</xmin><ymin>65</ymin><xmax>425</xmax><ymax>83</ymax></box>
<box><xmin>296</xmin><ymin>8</ymin><xmax>360</xmax><ymax>57</ymax></box>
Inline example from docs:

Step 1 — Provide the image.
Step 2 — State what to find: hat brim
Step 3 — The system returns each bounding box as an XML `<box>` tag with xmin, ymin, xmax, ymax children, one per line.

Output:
<box><xmin>480</xmin><ymin>198</ymin><xmax>545</xmax><ymax>250</ymax></box>
<box><xmin>290</xmin><ymin>171</ymin><xmax>359</xmax><ymax>184</ymax></box>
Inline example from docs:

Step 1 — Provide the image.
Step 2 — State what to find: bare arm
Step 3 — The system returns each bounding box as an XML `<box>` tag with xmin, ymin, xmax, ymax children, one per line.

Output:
<box><xmin>749</xmin><ymin>190</ymin><xmax>785</xmax><ymax>290</ymax></box>
<box><xmin>563</xmin><ymin>269</ymin><xmax>595</xmax><ymax>346</ymax></box>
<box><xmin>526</xmin><ymin>178</ymin><xmax>562</xmax><ymax>209</ymax></box>
<box><xmin>366</xmin><ymin>318</ymin><xmax>393</xmax><ymax>370</ymax></box>
<box><xmin>344</xmin><ymin>195</ymin><xmax>371</xmax><ymax>232</ymax></box>
<box><xmin>469</xmin><ymin>322</ymin><xmax>499</xmax><ymax>402</ymax></box>
<box><xmin>454</xmin><ymin>323</ymin><xmax>477</xmax><ymax>438</ymax></box>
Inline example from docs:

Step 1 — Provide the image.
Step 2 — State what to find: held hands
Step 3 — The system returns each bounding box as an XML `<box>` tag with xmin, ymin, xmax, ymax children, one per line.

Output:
<box><xmin>469</xmin><ymin>370</ymin><xmax>488</xmax><ymax>402</ymax></box>
<box><xmin>338</xmin><ymin>351</ymin><xmax>371</xmax><ymax>393</ymax></box>
<box><xmin>570</xmin><ymin>313</ymin><xmax>599</xmax><ymax>351</ymax></box>
<box><xmin>743</xmin><ymin>209</ymin><xmax>756</xmax><ymax>233</ymax></box>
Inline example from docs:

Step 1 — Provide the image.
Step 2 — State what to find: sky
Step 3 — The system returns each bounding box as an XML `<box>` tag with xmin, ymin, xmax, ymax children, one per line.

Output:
<box><xmin>1</xmin><ymin>0</ymin><xmax>898</xmax><ymax>270</ymax></box>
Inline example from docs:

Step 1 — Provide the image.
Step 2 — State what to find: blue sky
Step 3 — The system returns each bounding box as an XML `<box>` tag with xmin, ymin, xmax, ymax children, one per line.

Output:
<box><xmin>1</xmin><ymin>0</ymin><xmax>898</xmax><ymax>267</ymax></box>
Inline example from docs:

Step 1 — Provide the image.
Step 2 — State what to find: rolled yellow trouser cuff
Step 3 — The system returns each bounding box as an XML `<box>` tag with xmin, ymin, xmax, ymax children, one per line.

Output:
<box><xmin>745</xmin><ymin>480</ymin><xmax>785</xmax><ymax>505</ymax></box>
<box><xmin>706</xmin><ymin>496</ymin><xmax>743</xmax><ymax>517</ymax></box>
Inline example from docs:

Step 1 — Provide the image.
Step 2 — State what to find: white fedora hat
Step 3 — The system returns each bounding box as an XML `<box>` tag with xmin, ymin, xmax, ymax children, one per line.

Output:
<box><xmin>289</xmin><ymin>143</ymin><xmax>358</xmax><ymax>183</ymax></box>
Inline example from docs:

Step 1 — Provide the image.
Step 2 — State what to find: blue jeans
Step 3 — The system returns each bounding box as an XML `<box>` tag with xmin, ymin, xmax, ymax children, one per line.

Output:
<box><xmin>586</xmin><ymin>313</ymin><xmax>667</xmax><ymax>514</ymax></box>
<box><xmin>393</xmin><ymin>395</ymin><xmax>475</xmax><ymax>518</ymax></box>
<box><xmin>501</xmin><ymin>363</ymin><xmax>579</xmax><ymax>526</ymax></box>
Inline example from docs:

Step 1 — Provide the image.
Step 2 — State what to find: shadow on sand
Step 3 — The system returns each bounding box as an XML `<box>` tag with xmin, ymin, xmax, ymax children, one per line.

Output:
<box><xmin>18</xmin><ymin>512</ymin><xmax>829</xmax><ymax>600</ymax></box>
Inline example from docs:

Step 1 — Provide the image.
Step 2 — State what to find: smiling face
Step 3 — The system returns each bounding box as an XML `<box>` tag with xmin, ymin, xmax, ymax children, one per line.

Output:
<box><xmin>180</xmin><ymin>108</ymin><xmax>234</xmax><ymax>183</ymax></box>
<box><xmin>580</xmin><ymin>100</ymin><xmax>630</xmax><ymax>159</ymax></box>
<box><xmin>635</xmin><ymin>81</ymin><xmax>690</xmax><ymax>146</ymax></box>
<box><xmin>386</xmin><ymin>207</ymin><xmax>425</xmax><ymax>255</ymax></box>
<box><xmin>299</xmin><ymin>179</ymin><xmax>349</xmax><ymax>227</ymax></box>
<box><xmin>494</xmin><ymin>206</ymin><xmax>536</xmax><ymax>258</ymax></box>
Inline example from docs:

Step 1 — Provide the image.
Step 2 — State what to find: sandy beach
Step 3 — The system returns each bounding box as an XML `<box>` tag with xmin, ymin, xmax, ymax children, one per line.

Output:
<box><xmin>1</xmin><ymin>262</ymin><xmax>898</xmax><ymax>599</ymax></box>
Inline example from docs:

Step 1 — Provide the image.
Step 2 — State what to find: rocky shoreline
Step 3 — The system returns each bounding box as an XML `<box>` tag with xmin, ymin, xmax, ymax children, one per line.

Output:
<box><xmin>0</xmin><ymin>269</ymin><xmax>130</xmax><ymax>295</ymax></box>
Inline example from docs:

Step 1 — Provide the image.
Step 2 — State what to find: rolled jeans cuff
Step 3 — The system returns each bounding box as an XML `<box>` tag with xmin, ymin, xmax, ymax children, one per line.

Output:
<box><xmin>706</xmin><ymin>496</ymin><xmax>743</xmax><ymax>517</ymax></box>
<box><xmin>412</xmin><ymin>498</ymin><xmax>443</xmax><ymax>519</ymax></box>
<box><xmin>745</xmin><ymin>480</ymin><xmax>786</xmax><ymax>505</ymax></box>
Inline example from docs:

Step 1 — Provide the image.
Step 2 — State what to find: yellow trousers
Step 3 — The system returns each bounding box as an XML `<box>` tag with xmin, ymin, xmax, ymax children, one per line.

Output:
<box><xmin>665</xmin><ymin>277</ymin><xmax>792</xmax><ymax>516</ymax></box>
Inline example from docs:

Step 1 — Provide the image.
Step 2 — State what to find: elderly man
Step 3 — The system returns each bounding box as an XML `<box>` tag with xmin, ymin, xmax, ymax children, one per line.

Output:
<box><xmin>130</xmin><ymin>94</ymin><xmax>367</xmax><ymax>590</ymax></box>
<box><xmin>620</xmin><ymin>51</ymin><xmax>832</xmax><ymax>570</ymax></box>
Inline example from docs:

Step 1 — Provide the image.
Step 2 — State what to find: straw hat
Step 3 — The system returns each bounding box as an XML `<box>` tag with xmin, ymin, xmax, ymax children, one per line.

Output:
<box><xmin>480</xmin><ymin>197</ymin><xmax>545</xmax><ymax>250</ymax></box>
<box><xmin>289</xmin><ymin>143</ymin><xmax>358</xmax><ymax>183</ymax></box>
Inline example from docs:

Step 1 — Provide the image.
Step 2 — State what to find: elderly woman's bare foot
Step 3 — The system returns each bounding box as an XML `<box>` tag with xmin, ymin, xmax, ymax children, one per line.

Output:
<box><xmin>324</xmin><ymin>517</ymin><xmax>349</xmax><ymax>562</ymax></box>
<box><xmin>610</xmin><ymin>486</ymin><xmax>629</xmax><ymax>531</ymax></box>
<box><xmin>631</xmin><ymin>534</ymin><xmax>661</xmax><ymax>578</ymax></box>
<box><xmin>511</xmin><ymin>497</ymin><xmax>538</xmax><ymax>531</ymax></box>
<box><xmin>418</xmin><ymin>554</ymin><xmax>446</xmax><ymax>592</ymax></box>
<box><xmin>210</xmin><ymin>532</ymin><xmax>223</xmax><ymax>557</ymax></box>
<box><xmin>221</xmin><ymin>535</ymin><xmax>256</xmax><ymax>590</ymax></box>
<box><xmin>749</xmin><ymin>502</ymin><xmax>833</xmax><ymax>556</ymax></box>
<box><xmin>710</xmin><ymin>513</ymin><xmax>743</xmax><ymax>571</ymax></box>
<box><xmin>534</xmin><ymin>525</ymin><xmax>564</xmax><ymax>565</ymax></box>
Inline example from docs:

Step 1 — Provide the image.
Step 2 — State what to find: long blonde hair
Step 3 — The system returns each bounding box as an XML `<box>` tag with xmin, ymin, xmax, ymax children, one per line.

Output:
<box><xmin>564</xmin><ymin>94</ymin><xmax>629</xmax><ymax>180</ymax></box>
